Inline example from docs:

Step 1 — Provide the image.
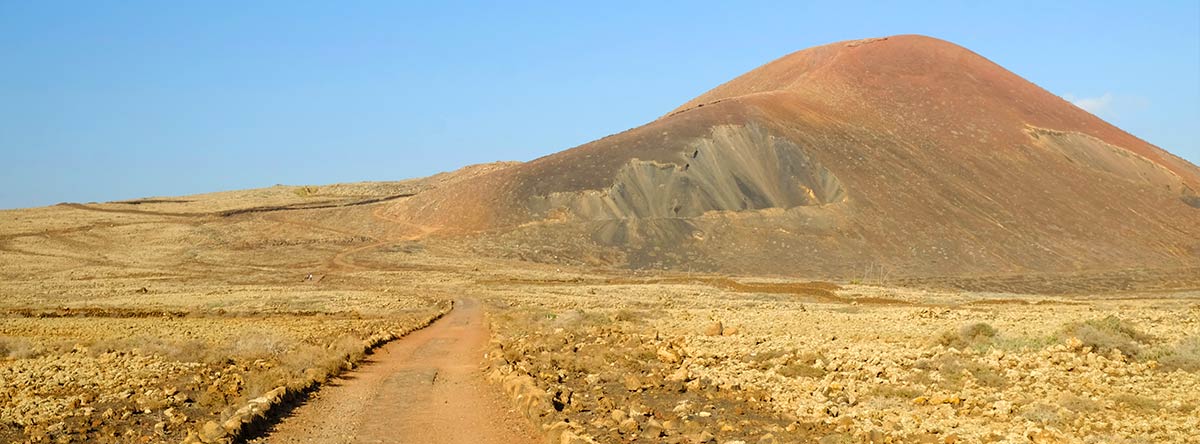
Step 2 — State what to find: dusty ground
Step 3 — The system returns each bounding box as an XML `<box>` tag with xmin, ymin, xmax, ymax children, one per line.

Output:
<box><xmin>2</xmin><ymin>181</ymin><xmax>1198</xmax><ymax>443</ymax></box>
<box><xmin>250</xmin><ymin>298</ymin><xmax>538</xmax><ymax>444</ymax></box>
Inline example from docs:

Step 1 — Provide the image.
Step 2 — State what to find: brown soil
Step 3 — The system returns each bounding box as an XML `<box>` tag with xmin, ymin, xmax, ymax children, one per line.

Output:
<box><xmin>248</xmin><ymin>299</ymin><xmax>539</xmax><ymax>444</ymax></box>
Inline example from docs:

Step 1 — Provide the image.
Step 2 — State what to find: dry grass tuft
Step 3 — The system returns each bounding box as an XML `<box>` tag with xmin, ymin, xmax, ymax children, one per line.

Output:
<box><xmin>914</xmin><ymin>354</ymin><xmax>1007</xmax><ymax>389</ymax></box>
<box><xmin>1020</xmin><ymin>402</ymin><xmax>1061</xmax><ymax>426</ymax></box>
<box><xmin>1152</xmin><ymin>336</ymin><xmax>1200</xmax><ymax>372</ymax></box>
<box><xmin>935</xmin><ymin>322</ymin><xmax>998</xmax><ymax>350</ymax></box>
<box><xmin>869</xmin><ymin>384</ymin><xmax>923</xmax><ymax>399</ymax></box>
<box><xmin>1057</xmin><ymin>393</ymin><xmax>1101</xmax><ymax>413</ymax></box>
<box><xmin>749</xmin><ymin>349</ymin><xmax>827</xmax><ymax>378</ymax></box>
<box><xmin>0</xmin><ymin>337</ymin><xmax>46</xmax><ymax>359</ymax></box>
<box><xmin>777</xmin><ymin>360</ymin><xmax>827</xmax><ymax>378</ymax></box>
<box><xmin>611</xmin><ymin>308</ymin><xmax>643</xmax><ymax>323</ymax></box>
<box><xmin>1111</xmin><ymin>393</ymin><xmax>1162</xmax><ymax>412</ymax></box>
<box><xmin>1060</xmin><ymin>315</ymin><xmax>1151</xmax><ymax>358</ymax></box>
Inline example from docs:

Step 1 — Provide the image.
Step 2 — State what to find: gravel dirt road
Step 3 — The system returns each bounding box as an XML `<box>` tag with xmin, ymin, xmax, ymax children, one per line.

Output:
<box><xmin>252</xmin><ymin>299</ymin><xmax>538</xmax><ymax>444</ymax></box>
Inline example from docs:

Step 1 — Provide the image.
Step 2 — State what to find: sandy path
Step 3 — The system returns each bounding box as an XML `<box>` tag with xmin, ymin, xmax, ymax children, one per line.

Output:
<box><xmin>251</xmin><ymin>299</ymin><xmax>539</xmax><ymax>444</ymax></box>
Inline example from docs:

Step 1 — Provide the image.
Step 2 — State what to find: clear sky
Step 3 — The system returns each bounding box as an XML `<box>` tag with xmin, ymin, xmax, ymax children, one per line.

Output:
<box><xmin>2</xmin><ymin>1</ymin><xmax>1198</xmax><ymax>209</ymax></box>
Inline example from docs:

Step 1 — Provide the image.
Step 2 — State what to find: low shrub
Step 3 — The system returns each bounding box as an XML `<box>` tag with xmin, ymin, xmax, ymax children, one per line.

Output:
<box><xmin>224</xmin><ymin>334</ymin><xmax>293</xmax><ymax>361</ymax></box>
<box><xmin>777</xmin><ymin>361</ymin><xmax>826</xmax><ymax>378</ymax></box>
<box><xmin>936</xmin><ymin>322</ymin><xmax>998</xmax><ymax>350</ymax></box>
<box><xmin>0</xmin><ymin>336</ymin><xmax>45</xmax><ymax>359</ymax></box>
<box><xmin>991</xmin><ymin>334</ymin><xmax>1057</xmax><ymax>352</ymax></box>
<box><xmin>868</xmin><ymin>384</ymin><xmax>923</xmax><ymax>400</ymax></box>
<box><xmin>914</xmin><ymin>354</ymin><xmax>1007</xmax><ymax>389</ymax></box>
<box><xmin>746</xmin><ymin>349</ymin><xmax>826</xmax><ymax>378</ymax></box>
<box><xmin>611</xmin><ymin>309</ymin><xmax>642</xmax><ymax>323</ymax></box>
<box><xmin>1111</xmin><ymin>393</ymin><xmax>1161</xmax><ymax>412</ymax></box>
<box><xmin>1020</xmin><ymin>402</ymin><xmax>1061</xmax><ymax>426</ymax></box>
<box><xmin>1060</xmin><ymin>315</ymin><xmax>1151</xmax><ymax>358</ymax></box>
<box><xmin>1057</xmin><ymin>393</ymin><xmax>1101</xmax><ymax>413</ymax></box>
<box><xmin>1151</xmin><ymin>336</ymin><xmax>1200</xmax><ymax>372</ymax></box>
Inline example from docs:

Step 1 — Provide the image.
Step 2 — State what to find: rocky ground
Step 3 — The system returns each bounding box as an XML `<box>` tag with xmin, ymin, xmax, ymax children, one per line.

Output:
<box><xmin>0</xmin><ymin>184</ymin><xmax>454</xmax><ymax>443</ymax></box>
<box><xmin>483</xmin><ymin>279</ymin><xmax>1200</xmax><ymax>444</ymax></box>
<box><xmin>0</xmin><ymin>308</ymin><xmax>447</xmax><ymax>443</ymax></box>
<box><xmin>3</xmin><ymin>183</ymin><xmax>1198</xmax><ymax>443</ymax></box>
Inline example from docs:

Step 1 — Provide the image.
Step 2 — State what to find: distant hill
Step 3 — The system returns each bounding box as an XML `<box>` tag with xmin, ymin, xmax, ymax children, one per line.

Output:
<box><xmin>385</xmin><ymin>35</ymin><xmax>1200</xmax><ymax>278</ymax></box>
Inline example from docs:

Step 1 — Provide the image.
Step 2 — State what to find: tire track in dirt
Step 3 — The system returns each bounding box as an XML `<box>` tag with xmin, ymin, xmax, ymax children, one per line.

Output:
<box><xmin>248</xmin><ymin>299</ymin><xmax>538</xmax><ymax>444</ymax></box>
<box><xmin>57</xmin><ymin>202</ymin><xmax>204</xmax><ymax>218</ymax></box>
<box><xmin>324</xmin><ymin>201</ymin><xmax>439</xmax><ymax>272</ymax></box>
<box><xmin>0</xmin><ymin>220</ymin><xmax>202</xmax><ymax>268</ymax></box>
<box><xmin>57</xmin><ymin>193</ymin><xmax>414</xmax><ymax>219</ymax></box>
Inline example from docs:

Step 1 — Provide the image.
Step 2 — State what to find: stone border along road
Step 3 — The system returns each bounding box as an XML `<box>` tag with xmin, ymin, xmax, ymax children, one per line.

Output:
<box><xmin>246</xmin><ymin>299</ymin><xmax>539</xmax><ymax>444</ymax></box>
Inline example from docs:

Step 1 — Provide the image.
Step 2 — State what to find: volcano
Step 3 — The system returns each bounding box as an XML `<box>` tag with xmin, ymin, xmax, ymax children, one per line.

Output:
<box><xmin>386</xmin><ymin>35</ymin><xmax>1200</xmax><ymax>278</ymax></box>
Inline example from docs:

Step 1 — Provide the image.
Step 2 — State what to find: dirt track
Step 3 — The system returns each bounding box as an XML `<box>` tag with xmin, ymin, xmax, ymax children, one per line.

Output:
<box><xmin>58</xmin><ymin>193</ymin><xmax>414</xmax><ymax>218</ymax></box>
<box><xmin>250</xmin><ymin>299</ymin><xmax>538</xmax><ymax>444</ymax></box>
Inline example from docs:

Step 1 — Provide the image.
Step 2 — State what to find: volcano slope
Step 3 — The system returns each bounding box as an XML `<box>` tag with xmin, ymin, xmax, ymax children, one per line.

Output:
<box><xmin>385</xmin><ymin>34</ymin><xmax>1200</xmax><ymax>282</ymax></box>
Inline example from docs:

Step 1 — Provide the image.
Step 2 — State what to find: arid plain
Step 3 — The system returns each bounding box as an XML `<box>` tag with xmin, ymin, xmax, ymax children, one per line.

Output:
<box><xmin>1</xmin><ymin>178</ymin><xmax>1197</xmax><ymax>444</ymax></box>
<box><xmin>4</xmin><ymin>35</ymin><xmax>1200</xmax><ymax>444</ymax></box>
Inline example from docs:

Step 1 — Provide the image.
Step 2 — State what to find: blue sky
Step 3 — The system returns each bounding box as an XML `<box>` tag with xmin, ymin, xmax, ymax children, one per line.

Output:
<box><xmin>1</xmin><ymin>1</ymin><xmax>1197</xmax><ymax>209</ymax></box>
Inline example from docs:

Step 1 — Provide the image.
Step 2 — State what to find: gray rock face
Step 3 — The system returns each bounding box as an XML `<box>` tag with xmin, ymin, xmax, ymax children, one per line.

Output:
<box><xmin>529</xmin><ymin>124</ymin><xmax>846</xmax><ymax>222</ymax></box>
